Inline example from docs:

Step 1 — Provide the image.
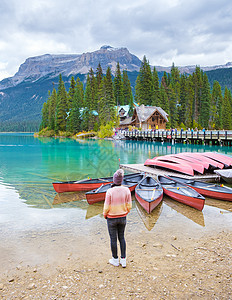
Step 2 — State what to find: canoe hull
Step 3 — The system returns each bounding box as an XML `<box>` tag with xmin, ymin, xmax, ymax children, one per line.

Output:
<box><xmin>53</xmin><ymin>172</ymin><xmax>143</xmax><ymax>193</ymax></box>
<box><xmin>86</xmin><ymin>184</ymin><xmax>137</xmax><ymax>204</ymax></box>
<box><xmin>135</xmin><ymin>192</ymin><xmax>163</xmax><ymax>214</ymax></box>
<box><xmin>168</xmin><ymin>175</ymin><xmax>232</xmax><ymax>201</ymax></box>
<box><xmin>144</xmin><ymin>159</ymin><xmax>194</xmax><ymax>176</ymax></box>
<box><xmin>135</xmin><ymin>176</ymin><xmax>163</xmax><ymax>213</ymax></box>
<box><xmin>188</xmin><ymin>186</ymin><xmax>232</xmax><ymax>201</ymax></box>
<box><xmin>162</xmin><ymin>187</ymin><xmax>205</xmax><ymax>211</ymax></box>
<box><xmin>53</xmin><ymin>182</ymin><xmax>111</xmax><ymax>193</ymax></box>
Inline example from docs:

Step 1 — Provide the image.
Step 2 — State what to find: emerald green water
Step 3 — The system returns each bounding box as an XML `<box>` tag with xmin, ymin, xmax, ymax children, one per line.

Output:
<box><xmin>0</xmin><ymin>133</ymin><xmax>232</xmax><ymax>209</ymax></box>
<box><xmin>0</xmin><ymin>133</ymin><xmax>232</xmax><ymax>271</ymax></box>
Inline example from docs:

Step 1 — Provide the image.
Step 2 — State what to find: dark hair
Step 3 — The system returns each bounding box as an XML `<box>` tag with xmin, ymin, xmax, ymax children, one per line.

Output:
<box><xmin>111</xmin><ymin>183</ymin><xmax>121</xmax><ymax>188</ymax></box>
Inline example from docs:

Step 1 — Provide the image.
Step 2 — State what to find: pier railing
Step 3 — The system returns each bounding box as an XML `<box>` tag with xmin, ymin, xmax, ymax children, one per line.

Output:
<box><xmin>120</xmin><ymin>129</ymin><xmax>232</xmax><ymax>146</ymax></box>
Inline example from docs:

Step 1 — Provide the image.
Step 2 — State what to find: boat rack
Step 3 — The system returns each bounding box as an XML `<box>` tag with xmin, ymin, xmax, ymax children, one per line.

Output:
<box><xmin>120</xmin><ymin>163</ymin><xmax>219</xmax><ymax>183</ymax></box>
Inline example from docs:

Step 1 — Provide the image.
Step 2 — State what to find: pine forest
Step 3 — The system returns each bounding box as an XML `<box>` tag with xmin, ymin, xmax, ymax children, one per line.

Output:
<box><xmin>39</xmin><ymin>57</ymin><xmax>232</xmax><ymax>136</ymax></box>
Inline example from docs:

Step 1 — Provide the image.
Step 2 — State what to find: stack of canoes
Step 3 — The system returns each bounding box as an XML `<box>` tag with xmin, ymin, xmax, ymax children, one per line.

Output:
<box><xmin>52</xmin><ymin>151</ymin><xmax>232</xmax><ymax>213</ymax></box>
<box><xmin>144</xmin><ymin>152</ymin><xmax>232</xmax><ymax>176</ymax></box>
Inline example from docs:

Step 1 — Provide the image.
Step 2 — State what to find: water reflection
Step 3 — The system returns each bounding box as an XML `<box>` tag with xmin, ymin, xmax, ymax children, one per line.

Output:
<box><xmin>53</xmin><ymin>191</ymin><xmax>86</xmax><ymax>204</ymax></box>
<box><xmin>135</xmin><ymin>200</ymin><xmax>163</xmax><ymax>231</ymax></box>
<box><xmin>86</xmin><ymin>202</ymin><xmax>104</xmax><ymax>219</ymax></box>
<box><xmin>205</xmin><ymin>198</ymin><xmax>232</xmax><ymax>212</ymax></box>
<box><xmin>164</xmin><ymin>197</ymin><xmax>205</xmax><ymax>227</ymax></box>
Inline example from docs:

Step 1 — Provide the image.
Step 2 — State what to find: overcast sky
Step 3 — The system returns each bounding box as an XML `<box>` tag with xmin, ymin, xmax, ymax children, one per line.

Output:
<box><xmin>0</xmin><ymin>0</ymin><xmax>232</xmax><ymax>80</ymax></box>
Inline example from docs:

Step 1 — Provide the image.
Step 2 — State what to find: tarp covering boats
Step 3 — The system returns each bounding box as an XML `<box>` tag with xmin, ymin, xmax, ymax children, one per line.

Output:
<box><xmin>214</xmin><ymin>169</ymin><xmax>232</xmax><ymax>184</ymax></box>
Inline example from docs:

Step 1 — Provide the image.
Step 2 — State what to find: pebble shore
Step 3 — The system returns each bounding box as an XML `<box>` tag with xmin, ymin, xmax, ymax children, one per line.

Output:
<box><xmin>0</xmin><ymin>231</ymin><xmax>231</xmax><ymax>299</ymax></box>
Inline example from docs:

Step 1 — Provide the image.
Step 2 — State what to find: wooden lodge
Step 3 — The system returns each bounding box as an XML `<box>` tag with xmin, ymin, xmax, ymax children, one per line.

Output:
<box><xmin>119</xmin><ymin>104</ymin><xmax>169</xmax><ymax>130</ymax></box>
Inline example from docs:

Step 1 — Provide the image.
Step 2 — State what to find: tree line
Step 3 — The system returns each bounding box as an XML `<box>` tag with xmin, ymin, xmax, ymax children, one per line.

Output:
<box><xmin>40</xmin><ymin>63</ymin><xmax>134</xmax><ymax>134</ymax></box>
<box><xmin>40</xmin><ymin>57</ymin><xmax>232</xmax><ymax>134</ymax></box>
<box><xmin>135</xmin><ymin>56</ymin><xmax>232</xmax><ymax>130</ymax></box>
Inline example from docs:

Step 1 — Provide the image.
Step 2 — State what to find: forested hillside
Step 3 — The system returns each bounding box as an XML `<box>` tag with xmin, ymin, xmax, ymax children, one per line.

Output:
<box><xmin>39</xmin><ymin>58</ymin><xmax>232</xmax><ymax>136</ymax></box>
<box><xmin>206</xmin><ymin>68</ymin><xmax>232</xmax><ymax>91</ymax></box>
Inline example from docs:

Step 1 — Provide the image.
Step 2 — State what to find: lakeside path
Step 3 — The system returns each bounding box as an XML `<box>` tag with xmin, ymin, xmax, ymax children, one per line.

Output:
<box><xmin>0</xmin><ymin>228</ymin><xmax>231</xmax><ymax>299</ymax></box>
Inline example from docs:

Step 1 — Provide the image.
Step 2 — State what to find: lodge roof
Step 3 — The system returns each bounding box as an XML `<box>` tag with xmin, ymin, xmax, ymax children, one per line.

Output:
<box><xmin>134</xmin><ymin>104</ymin><xmax>169</xmax><ymax>123</ymax></box>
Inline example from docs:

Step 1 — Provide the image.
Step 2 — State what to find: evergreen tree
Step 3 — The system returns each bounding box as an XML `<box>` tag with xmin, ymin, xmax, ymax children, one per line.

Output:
<box><xmin>192</xmin><ymin>66</ymin><xmax>203</xmax><ymax>124</ymax></box>
<box><xmin>55</xmin><ymin>74</ymin><xmax>68</xmax><ymax>132</ymax></box>
<box><xmin>199</xmin><ymin>73</ymin><xmax>211</xmax><ymax>128</ymax></box>
<box><xmin>152</xmin><ymin>67</ymin><xmax>160</xmax><ymax>106</ymax></box>
<box><xmin>48</xmin><ymin>88</ymin><xmax>57</xmax><ymax>130</ymax></box>
<box><xmin>40</xmin><ymin>101</ymin><xmax>49</xmax><ymax>130</ymax></box>
<box><xmin>222</xmin><ymin>87</ymin><xmax>232</xmax><ymax>129</ymax></box>
<box><xmin>67</xmin><ymin>81</ymin><xmax>82</xmax><ymax>133</ymax></box>
<box><xmin>210</xmin><ymin>81</ymin><xmax>222</xmax><ymax>129</ymax></box>
<box><xmin>98</xmin><ymin>67</ymin><xmax>116</xmax><ymax>125</ymax></box>
<box><xmin>179</xmin><ymin>74</ymin><xmax>188</xmax><ymax>126</ymax></box>
<box><xmin>114</xmin><ymin>62</ymin><xmax>124</xmax><ymax>106</ymax></box>
<box><xmin>167</xmin><ymin>83</ymin><xmax>178</xmax><ymax>128</ymax></box>
<box><xmin>159</xmin><ymin>84</ymin><xmax>169</xmax><ymax>115</ymax></box>
<box><xmin>67</xmin><ymin>76</ymin><xmax>76</xmax><ymax>109</ymax></box>
<box><xmin>83</xmin><ymin>74</ymin><xmax>92</xmax><ymax>130</ymax></box>
<box><xmin>135</xmin><ymin>56</ymin><xmax>154</xmax><ymax>105</ymax></box>
<box><xmin>122</xmin><ymin>70</ymin><xmax>134</xmax><ymax>114</ymax></box>
<box><xmin>76</xmin><ymin>77</ymin><xmax>84</xmax><ymax>107</ymax></box>
<box><xmin>96</xmin><ymin>62</ymin><xmax>103</xmax><ymax>90</ymax></box>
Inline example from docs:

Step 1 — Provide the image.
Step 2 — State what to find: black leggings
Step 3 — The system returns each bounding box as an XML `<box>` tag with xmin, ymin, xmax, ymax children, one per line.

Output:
<box><xmin>107</xmin><ymin>217</ymin><xmax>126</xmax><ymax>259</ymax></box>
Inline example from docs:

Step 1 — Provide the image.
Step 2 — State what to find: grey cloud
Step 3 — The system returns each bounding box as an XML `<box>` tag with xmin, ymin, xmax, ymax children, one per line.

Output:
<box><xmin>0</xmin><ymin>0</ymin><xmax>232</xmax><ymax>80</ymax></box>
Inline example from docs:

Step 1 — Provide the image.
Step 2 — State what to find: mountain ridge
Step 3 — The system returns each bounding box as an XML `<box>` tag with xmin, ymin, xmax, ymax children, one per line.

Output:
<box><xmin>0</xmin><ymin>45</ymin><xmax>232</xmax><ymax>131</ymax></box>
<box><xmin>0</xmin><ymin>45</ymin><xmax>232</xmax><ymax>90</ymax></box>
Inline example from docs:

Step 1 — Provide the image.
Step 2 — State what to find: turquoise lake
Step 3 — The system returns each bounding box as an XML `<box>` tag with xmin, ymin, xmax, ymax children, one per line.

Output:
<box><xmin>0</xmin><ymin>133</ymin><xmax>231</xmax><ymax>262</ymax></box>
<box><xmin>0</xmin><ymin>133</ymin><xmax>232</xmax><ymax>209</ymax></box>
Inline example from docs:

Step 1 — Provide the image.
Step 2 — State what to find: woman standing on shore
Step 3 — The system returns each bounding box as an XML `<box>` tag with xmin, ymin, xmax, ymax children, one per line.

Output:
<box><xmin>103</xmin><ymin>169</ymin><xmax>132</xmax><ymax>268</ymax></box>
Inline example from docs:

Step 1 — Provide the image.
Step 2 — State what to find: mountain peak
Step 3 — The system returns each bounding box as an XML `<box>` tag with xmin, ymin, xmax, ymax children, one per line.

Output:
<box><xmin>0</xmin><ymin>46</ymin><xmax>141</xmax><ymax>90</ymax></box>
<box><xmin>100</xmin><ymin>45</ymin><xmax>114</xmax><ymax>50</ymax></box>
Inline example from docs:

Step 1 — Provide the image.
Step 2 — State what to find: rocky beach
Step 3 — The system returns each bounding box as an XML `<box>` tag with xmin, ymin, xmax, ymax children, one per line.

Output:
<box><xmin>0</xmin><ymin>218</ymin><xmax>231</xmax><ymax>299</ymax></box>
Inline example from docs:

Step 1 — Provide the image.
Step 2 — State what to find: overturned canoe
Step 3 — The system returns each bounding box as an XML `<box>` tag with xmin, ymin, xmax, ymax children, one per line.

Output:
<box><xmin>167</xmin><ymin>175</ymin><xmax>232</xmax><ymax>201</ymax></box>
<box><xmin>202</xmin><ymin>152</ymin><xmax>232</xmax><ymax>167</ymax></box>
<box><xmin>135</xmin><ymin>176</ymin><xmax>163</xmax><ymax>213</ymax></box>
<box><xmin>144</xmin><ymin>158</ymin><xmax>194</xmax><ymax>176</ymax></box>
<box><xmin>158</xmin><ymin>175</ymin><xmax>205</xmax><ymax>211</ymax></box>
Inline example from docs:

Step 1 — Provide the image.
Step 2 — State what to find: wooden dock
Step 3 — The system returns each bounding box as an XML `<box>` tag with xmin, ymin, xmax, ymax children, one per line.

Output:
<box><xmin>121</xmin><ymin>129</ymin><xmax>232</xmax><ymax>146</ymax></box>
<box><xmin>120</xmin><ymin>163</ymin><xmax>219</xmax><ymax>182</ymax></box>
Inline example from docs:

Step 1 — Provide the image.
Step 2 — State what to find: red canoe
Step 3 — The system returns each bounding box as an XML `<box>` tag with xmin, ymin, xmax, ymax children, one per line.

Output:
<box><xmin>202</xmin><ymin>152</ymin><xmax>232</xmax><ymax>167</ymax></box>
<box><xmin>167</xmin><ymin>155</ymin><xmax>205</xmax><ymax>174</ymax></box>
<box><xmin>167</xmin><ymin>175</ymin><xmax>232</xmax><ymax>201</ymax></box>
<box><xmin>53</xmin><ymin>172</ymin><xmax>143</xmax><ymax>193</ymax></box>
<box><xmin>172</xmin><ymin>153</ymin><xmax>210</xmax><ymax>170</ymax></box>
<box><xmin>145</xmin><ymin>158</ymin><xmax>194</xmax><ymax>176</ymax></box>
<box><xmin>185</xmin><ymin>153</ymin><xmax>224</xmax><ymax>169</ymax></box>
<box><xmin>85</xmin><ymin>174</ymin><xmax>143</xmax><ymax>204</ymax></box>
<box><xmin>158</xmin><ymin>175</ymin><xmax>205</xmax><ymax>211</ymax></box>
<box><xmin>135</xmin><ymin>176</ymin><xmax>163</xmax><ymax>213</ymax></box>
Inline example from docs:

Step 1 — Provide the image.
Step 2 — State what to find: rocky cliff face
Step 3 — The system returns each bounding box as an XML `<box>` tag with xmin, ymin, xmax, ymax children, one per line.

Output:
<box><xmin>1</xmin><ymin>45</ymin><xmax>232</xmax><ymax>90</ymax></box>
<box><xmin>0</xmin><ymin>46</ymin><xmax>141</xmax><ymax>90</ymax></box>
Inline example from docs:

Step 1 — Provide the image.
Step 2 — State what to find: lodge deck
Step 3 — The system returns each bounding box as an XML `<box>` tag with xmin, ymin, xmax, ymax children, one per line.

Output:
<box><xmin>120</xmin><ymin>163</ymin><xmax>219</xmax><ymax>182</ymax></box>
